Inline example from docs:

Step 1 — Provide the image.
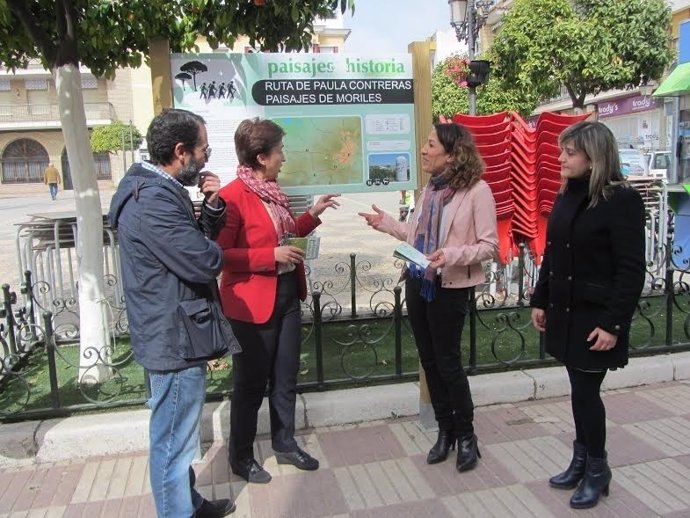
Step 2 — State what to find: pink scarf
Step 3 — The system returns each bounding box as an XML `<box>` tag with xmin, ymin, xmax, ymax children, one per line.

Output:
<box><xmin>236</xmin><ymin>164</ymin><xmax>296</xmax><ymax>241</ymax></box>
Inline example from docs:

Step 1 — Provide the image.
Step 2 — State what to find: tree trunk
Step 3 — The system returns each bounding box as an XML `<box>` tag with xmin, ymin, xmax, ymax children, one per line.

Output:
<box><xmin>54</xmin><ymin>63</ymin><xmax>112</xmax><ymax>384</ymax></box>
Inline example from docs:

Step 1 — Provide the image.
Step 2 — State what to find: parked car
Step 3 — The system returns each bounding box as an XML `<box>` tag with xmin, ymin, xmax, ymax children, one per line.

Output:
<box><xmin>619</xmin><ymin>149</ymin><xmax>647</xmax><ymax>176</ymax></box>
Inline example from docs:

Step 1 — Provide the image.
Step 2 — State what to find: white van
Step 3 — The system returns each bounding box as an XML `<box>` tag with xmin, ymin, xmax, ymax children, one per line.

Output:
<box><xmin>644</xmin><ymin>150</ymin><xmax>670</xmax><ymax>180</ymax></box>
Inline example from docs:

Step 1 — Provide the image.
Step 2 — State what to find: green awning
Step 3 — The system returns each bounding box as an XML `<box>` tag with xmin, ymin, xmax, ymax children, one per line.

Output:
<box><xmin>653</xmin><ymin>62</ymin><xmax>690</xmax><ymax>97</ymax></box>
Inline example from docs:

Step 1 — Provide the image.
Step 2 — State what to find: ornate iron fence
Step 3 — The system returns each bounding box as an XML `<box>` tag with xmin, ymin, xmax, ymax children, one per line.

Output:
<box><xmin>1</xmin><ymin>232</ymin><xmax>689</xmax><ymax>421</ymax></box>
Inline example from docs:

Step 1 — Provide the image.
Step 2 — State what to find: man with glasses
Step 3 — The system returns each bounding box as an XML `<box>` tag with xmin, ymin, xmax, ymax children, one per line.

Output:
<box><xmin>109</xmin><ymin>108</ymin><xmax>239</xmax><ymax>518</ymax></box>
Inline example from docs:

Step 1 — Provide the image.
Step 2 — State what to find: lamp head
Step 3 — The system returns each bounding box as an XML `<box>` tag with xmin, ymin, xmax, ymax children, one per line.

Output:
<box><xmin>449</xmin><ymin>0</ymin><xmax>468</xmax><ymax>26</ymax></box>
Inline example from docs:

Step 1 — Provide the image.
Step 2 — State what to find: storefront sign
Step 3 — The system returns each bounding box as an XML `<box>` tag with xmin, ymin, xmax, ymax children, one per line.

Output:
<box><xmin>598</xmin><ymin>95</ymin><xmax>658</xmax><ymax>119</ymax></box>
<box><xmin>171</xmin><ymin>53</ymin><xmax>416</xmax><ymax>195</ymax></box>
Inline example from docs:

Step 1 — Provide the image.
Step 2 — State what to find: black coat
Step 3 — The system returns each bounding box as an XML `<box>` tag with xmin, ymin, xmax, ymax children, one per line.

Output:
<box><xmin>531</xmin><ymin>178</ymin><xmax>646</xmax><ymax>370</ymax></box>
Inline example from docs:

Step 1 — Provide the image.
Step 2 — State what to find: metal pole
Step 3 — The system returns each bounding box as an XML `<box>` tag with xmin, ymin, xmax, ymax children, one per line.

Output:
<box><xmin>467</xmin><ymin>0</ymin><xmax>477</xmax><ymax>116</ymax></box>
<box><xmin>129</xmin><ymin>120</ymin><xmax>135</xmax><ymax>165</ymax></box>
<box><xmin>121</xmin><ymin>129</ymin><xmax>127</xmax><ymax>175</ymax></box>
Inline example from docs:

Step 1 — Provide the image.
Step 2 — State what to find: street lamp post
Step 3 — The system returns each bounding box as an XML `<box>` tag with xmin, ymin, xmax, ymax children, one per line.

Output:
<box><xmin>449</xmin><ymin>0</ymin><xmax>493</xmax><ymax>115</ymax></box>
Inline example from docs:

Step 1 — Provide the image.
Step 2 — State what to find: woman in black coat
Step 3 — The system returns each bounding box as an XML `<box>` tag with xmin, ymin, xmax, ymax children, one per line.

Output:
<box><xmin>530</xmin><ymin>121</ymin><xmax>645</xmax><ymax>510</ymax></box>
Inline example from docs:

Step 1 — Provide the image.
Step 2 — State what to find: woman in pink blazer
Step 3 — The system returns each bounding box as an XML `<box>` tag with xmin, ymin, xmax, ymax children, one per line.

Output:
<box><xmin>216</xmin><ymin>118</ymin><xmax>339</xmax><ymax>484</ymax></box>
<box><xmin>360</xmin><ymin>122</ymin><xmax>498</xmax><ymax>473</ymax></box>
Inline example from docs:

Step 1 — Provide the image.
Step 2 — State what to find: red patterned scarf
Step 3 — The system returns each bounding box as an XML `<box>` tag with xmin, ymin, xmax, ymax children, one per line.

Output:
<box><xmin>236</xmin><ymin>164</ymin><xmax>296</xmax><ymax>241</ymax></box>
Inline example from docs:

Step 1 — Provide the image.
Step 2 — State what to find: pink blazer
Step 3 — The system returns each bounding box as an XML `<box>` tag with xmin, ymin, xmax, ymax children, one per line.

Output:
<box><xmin>377</xmin><ymin>179</ymin><xmax>498</xmax><ymax>288</ymax></box>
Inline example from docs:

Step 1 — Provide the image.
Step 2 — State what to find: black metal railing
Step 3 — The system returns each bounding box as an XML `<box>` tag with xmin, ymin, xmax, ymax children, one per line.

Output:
<box><xmin>1</xmin><ymin>233</ymin><xmax>689</xmax><ymax>421</ymax></box>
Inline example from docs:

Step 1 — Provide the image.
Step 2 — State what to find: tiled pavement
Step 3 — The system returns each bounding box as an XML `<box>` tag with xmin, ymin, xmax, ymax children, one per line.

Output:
<box><xmin>2</xmin><ymin>381</ymin><xmax>690</xmax><ymax>517</ymax></box>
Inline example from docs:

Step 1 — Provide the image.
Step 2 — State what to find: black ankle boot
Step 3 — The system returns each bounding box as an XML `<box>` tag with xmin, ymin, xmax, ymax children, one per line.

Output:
<box><xmin>549</xmin><ymin>441</ymin><xmax>586</xmax><ymax>489</ymax></box>
<box><xmin>456</xmin><ymin>434</ymin><xmax>481</xmax><ymax>472</ymax></box>
<box><xmin>570</xmin><ymin>455</ymin><xmax>611</xmax><ymax>509</ymax></box>
<box><xmin>427</xmin><ymin>429</ymin><xmax>456</xmax><ymax>464</ymax></box>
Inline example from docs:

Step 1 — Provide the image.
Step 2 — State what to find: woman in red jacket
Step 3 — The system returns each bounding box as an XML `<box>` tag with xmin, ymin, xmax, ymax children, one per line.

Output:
<box><xmin>216</xmin><ymin>118</ymin><xmax>339</xmax><ymax>484</ymax></box>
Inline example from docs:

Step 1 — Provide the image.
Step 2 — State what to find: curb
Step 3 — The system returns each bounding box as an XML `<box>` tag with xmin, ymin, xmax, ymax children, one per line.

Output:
<box><xmin>2</xmin><ymin>351</ymin><xmax>689</xmax><ymax>467</ymax></box>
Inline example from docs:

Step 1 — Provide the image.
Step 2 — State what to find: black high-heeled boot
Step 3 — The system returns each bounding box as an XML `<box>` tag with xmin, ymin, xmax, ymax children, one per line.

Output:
<box><xmin>427</xmin><ymin>428</ymin><xmax>456</xmax><ymax>464</ymax></box>
<box><xmin>570</xmin><ymin>455</ymin><xmax>612</xmax><ymax>509</ymax></box>
<box><xmin>549</xmin><ymin>441</ymin><xmax>586</xmax><ymax>489</ymax></box>
<box><xmin>456</xmin><ymin>434</ymin><xmax>481</xmax><ymax>472</ymax></box>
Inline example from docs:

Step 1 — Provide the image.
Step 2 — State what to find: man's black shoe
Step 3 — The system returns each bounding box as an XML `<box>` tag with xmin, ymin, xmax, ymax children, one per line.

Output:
<box><xmin>195</xmin><ymin>498</ymin><xmax>236</xmax><ymax>517</ymax></box>
<box><xmin>274</xmin><ymin>447</ymin><xmax>319</xmax><ymax>471</ymax></box>
<box><xmin>230</xmin><ymin>458</ymin><xmax>272</xmax><ymax>484</ymax></box>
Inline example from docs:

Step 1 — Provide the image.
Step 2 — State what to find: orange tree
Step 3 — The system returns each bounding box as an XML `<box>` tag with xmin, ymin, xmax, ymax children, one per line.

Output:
<box><xmin>0</xmin><ymin>0</ymin><xmax>354</xmax><ymax>379</ymax></box>
<box><xmin>491</xmin><ymin>0</ymin><xmax>673</xmax><ymax>111</ymax></box>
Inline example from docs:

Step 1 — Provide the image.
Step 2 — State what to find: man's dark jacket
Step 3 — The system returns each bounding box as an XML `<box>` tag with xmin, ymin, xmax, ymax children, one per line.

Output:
<box><xmin>109</xmin><ymin>163</ymin><xmax>234</xmax><ymax>371</ymax></box>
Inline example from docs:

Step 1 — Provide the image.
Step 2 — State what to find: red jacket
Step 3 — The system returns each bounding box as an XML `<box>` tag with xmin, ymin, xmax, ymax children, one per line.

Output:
<box><xmin>216</xmin><ymin>178</ymin><xmax>321</xmax><ymax>324</ymax></box>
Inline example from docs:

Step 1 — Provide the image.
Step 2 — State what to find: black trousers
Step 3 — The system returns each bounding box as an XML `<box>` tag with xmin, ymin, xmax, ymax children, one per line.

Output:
<box><xmin>229</xmin><ymin>271</ymin><xmax>302</xmax><ymax>462</ymax></box>
<box><xmin>405</xmin><ymin>278</ymin><xmax>474</xmax><ymax>434</ymax></box>
<box><xmin>567</xmin><ymin>367</ymin><xmax>607</xmax><ymax>458</ymax></box>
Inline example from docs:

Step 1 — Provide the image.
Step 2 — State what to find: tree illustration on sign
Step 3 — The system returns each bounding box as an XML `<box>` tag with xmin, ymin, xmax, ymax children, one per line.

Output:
<box><xmin>179</xmin><ymin>61</ymin><xmax>208</xmax><ymax>91</ymax></box>
<box><xmin>175</xmin><ymin>72</ymin><xmax>192</xmax><ymax>90</ymax></box>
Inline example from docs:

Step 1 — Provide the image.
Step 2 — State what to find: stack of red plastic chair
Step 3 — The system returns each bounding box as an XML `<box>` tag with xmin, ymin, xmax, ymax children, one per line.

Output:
<box><xmin>451</xmin><ymin>112</ymin><xmax>514</xmax><ymax>264</ymax></box>
<box><xmin>533</xmin><ymin>112</ymin><xmax>589</xmax><ymax>261</ymax></box>
<box><xmin>508</xmin><ymin>112</ymin><xmax>538</xmax><ymax>261</ymax></box>
<box><xmin>445</xmin><ymin>111</ymin><xmax>591</xmax><ymax>264</ymax></box>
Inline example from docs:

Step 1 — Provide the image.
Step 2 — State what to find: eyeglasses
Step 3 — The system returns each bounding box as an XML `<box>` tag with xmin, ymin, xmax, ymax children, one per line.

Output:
<box><xmin>203</xmin><ymin>147</ymin><xmax>212</xmax><ymax>160</ymax></box>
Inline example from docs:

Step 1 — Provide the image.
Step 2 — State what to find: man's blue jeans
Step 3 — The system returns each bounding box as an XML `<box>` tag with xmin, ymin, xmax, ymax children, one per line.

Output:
<box><xmin>148</xmin><ymin>365</ymin><xmax>206</xmax><ymax>518</ymax></box>
<box><xmin>48</xmin><ymin>183</ymin><xmax>58</xmax><ymax>200</ymax></box>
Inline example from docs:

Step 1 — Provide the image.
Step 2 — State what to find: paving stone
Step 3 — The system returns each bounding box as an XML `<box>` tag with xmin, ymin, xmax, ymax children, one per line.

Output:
<box><xmin>443</xmin><ymin>484</ymin><xmax>554</xmax><ymax>518</ymax></box>
<box><xmin>604</xmin><ymin>390</ymin><xmax>678</xmax><ymax>424</ymax></box>
<box><xmin>615</xmin><ymin>459</ymin><xmax>690</xmax><ymax>514</ymax></box>
<box><xmin>350</xmin><ymin>498</ymin><xmax>453</xmax><ymax>518</ymax></box>
<box><xmin>487</xmin><ymin>436</ymin><xmax>567</xmax><ymax>483</ymax></box>
<box><xmin>319</xmin><ymin>424</ymin><xmax>405</xmax><ymax>468</ymax></box>
<box><xmin>2</xmin><ymin>380</ymin><xmax>690</xmax><ymax>517</ymax></box>
<box><xmin>475</xmin><ymin>405</ymin><xmax>549</xmax><ymax>444</ymax></box>
<box><xmin>247</xmin><ymin>469</ymin><xmax>348</xmax><ymax>518</ymax></box>
<box><xmin>623</xmin><ymin>416</ymin><xmax>690</xmax><ymax>456</ymax></box>
<box><xmin>635</xmin><ymin>383</ymin><xmax>690</xmax><ymax>416</ymax></box>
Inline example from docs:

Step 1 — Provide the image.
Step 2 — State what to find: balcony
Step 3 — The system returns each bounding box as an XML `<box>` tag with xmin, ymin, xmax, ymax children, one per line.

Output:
<box><xmin>0</xmin><ymin>102</ymin><xmax>115</xmax><ymax>131</ymax></box>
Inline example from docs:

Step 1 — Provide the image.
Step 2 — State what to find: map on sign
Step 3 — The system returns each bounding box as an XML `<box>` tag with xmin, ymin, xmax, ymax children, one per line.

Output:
<box><xmin>274</xmin><ymin>116</ymin><xmax>363</xmax><ymax>187</ymax></box>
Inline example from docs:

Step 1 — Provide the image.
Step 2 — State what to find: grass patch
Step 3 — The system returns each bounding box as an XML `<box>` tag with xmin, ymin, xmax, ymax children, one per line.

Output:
<box><xmin>0</xmin><ymin>296</ymin><xmax>684</xmax><ymax>417</ymax></box>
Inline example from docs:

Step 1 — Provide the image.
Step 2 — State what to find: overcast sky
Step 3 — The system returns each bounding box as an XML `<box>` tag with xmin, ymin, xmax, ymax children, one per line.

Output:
<box><xmin>343</xmin><ymin>0</ymin><xmax>451</xmax><ymax>54</ymax></box>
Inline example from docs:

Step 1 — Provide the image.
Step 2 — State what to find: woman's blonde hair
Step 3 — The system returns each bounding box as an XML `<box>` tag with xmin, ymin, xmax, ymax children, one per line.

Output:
<box><xmin>558</xmin><ymin>120</ymin><xmax>626</xmax><ymax>207</ymax></box>
<box><xmin>435</xmin><ymin>123</ymin><xmax>484</xmax><ymax>191</ymax></box>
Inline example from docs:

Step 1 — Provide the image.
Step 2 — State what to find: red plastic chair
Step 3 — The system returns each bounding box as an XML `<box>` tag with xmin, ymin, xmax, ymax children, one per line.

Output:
<box><xmin>484</xmin><ymin>177</ymin><xmax>512</xmax><ymax>193</ymax></box>
<box><xmin>537</xmin><ymin>112</ymin><xmax>590</xmax><ymax>125</ymax></box>
<box><xmin>473</xmin><ymin>132</ymin><xmax>512</xmax><ymax>145</ymax></box>
<box><xmin>485</xmin><ymin>163</ymin><xmax>512</xmax><ymax>175</ymax></box>
<box><xmin>536</xmin><ymin>130</ymin><xmax>562</xmax><ymax>148</ymax></box>
<box><xmin>477</xmin><ymin>140</ymin><xmax>512</xmax><ymax>155</ymax></box>
<box><xmin>535</xmin><ymin>119</ymin><xmax>572</xmax><ymax>136</ymax></box>
<box><xmin>452</xmin><ymin>111</ymin><xmax>510</xmax><ymax>126</ymax></box>
<box><xmin>465</xmin><ymin>120</ymin><xmax>512</xmax><ymax>135</ymax></box>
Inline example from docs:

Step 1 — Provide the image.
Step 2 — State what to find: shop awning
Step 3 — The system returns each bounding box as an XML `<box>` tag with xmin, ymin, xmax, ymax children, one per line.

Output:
<box><xmin>653</xmin><ymin>62</ymin><xmax>690</xmax><ymax>97</ymax></box>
